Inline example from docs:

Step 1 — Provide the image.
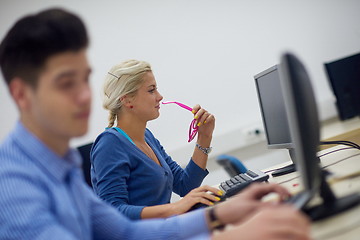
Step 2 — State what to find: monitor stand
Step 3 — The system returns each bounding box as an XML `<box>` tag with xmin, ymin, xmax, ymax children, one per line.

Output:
<box><xmin>271</xmin><ymin>149</ymin><xmax>296</xmax><ymax>177</ymax></box>
<box><xmin>304</xmin><ymin>170</ymin><xmax>360</xmax><ymax>221</ymax></box>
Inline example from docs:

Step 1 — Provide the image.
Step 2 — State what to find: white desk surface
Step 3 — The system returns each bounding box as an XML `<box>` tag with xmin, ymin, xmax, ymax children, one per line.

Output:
<box><xmin>264</xmin><ymin>145</ymin><xmax>360</xmax><ymax>240</ymax></box>
<box><xmin>320</xmin><ymin>117</ymin><xmax>360</xmax><ymax>140</ymax></box>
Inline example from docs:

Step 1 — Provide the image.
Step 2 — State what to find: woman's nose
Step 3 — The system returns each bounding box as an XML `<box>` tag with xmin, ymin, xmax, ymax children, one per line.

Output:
<box><xmin>157</xmin><ymin>92</ymin><xmax>163</xmax><ymax>101</ymax></box>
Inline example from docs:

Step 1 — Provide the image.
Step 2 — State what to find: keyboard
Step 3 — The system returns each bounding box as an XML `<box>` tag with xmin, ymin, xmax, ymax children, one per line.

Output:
<box><xmin>188</xmin><ymin>169</ymin><xmax>269</xmax><ymax>211</ymax></box>
<box><xmin>220</xmin><ymin>169</ymin><xmax>269</xmax><ymax>198</ymax></box>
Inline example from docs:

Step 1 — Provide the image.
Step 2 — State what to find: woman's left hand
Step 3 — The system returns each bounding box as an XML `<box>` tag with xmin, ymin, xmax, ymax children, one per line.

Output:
<box><xmin>192</xmin><ymin>104</ymin><xmax>215</xmax><ymax>140</ymax></box>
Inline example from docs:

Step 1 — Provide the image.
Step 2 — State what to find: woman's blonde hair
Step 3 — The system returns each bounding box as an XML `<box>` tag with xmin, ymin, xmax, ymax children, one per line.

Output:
<box><xmin>103</xmin><ymin>60</ymin><xmax>152</xmax><ymax>127</ymax></box>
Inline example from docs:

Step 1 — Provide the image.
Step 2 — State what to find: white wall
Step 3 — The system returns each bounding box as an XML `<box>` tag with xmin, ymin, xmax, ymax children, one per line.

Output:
<box><xmin>1</xmin><ymin>0</ymin><xmax>360</xmax><ymax>166</ymax></box>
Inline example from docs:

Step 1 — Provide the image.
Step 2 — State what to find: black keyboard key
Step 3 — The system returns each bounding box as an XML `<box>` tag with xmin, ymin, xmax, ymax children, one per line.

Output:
<box><xmin>235</xmin><ymin>176</ymin><xmax>246</xmax><ymax>184</ymax></box>
<box><xmin>226</xmin><ymin>180</ymin><xmax>232</xmax><ymax>185</ymax></box>
<box><xmin>224</xmin><ymin>181</ymin><xmax>253</xmax><ymax>198</ymax></box>
<box><xmin>240</xmin><ymin>174</ymin><xmax>252</xmax><ymax>182</ymax></box>
<box><xmin>231</xmin><ymin>178</ymin><xmax>239</xmax><ymax>184</ymax></box>
<box><xmin>246</xmin><ymin>170</ymin><xmax>259</xmax><ymax>178</ymax></box>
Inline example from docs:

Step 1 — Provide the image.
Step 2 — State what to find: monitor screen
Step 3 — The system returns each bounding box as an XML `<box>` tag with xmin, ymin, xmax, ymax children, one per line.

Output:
<box><xmin>324</xmin><ymin>52</ymin><xmax>360</xmax><ymax>120</ymax></box>
<box><xmin>254</xmin><ymin>65</ymin><xmax>293</xmax><ymax>149</ymax></box>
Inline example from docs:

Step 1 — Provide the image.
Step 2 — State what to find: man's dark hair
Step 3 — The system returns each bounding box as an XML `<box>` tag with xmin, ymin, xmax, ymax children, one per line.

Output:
<box><xmin>0</xmin><ymin>8</ymin><xmax>89</xmax><ymax>87</ymax></box>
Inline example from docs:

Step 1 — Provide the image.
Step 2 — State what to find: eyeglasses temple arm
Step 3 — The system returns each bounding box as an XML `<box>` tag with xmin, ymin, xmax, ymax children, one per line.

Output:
<box><xmin>162</xmin><ymin>101</ymin><xmax>193</xmax><ymax>112</ymax></box>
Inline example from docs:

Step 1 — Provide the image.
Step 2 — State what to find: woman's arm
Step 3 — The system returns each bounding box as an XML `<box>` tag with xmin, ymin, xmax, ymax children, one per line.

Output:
<box><xmin>140</xmin><ymin>185</ymin><xmax>222</xmax><ymax>219</ymax></box>
<box><xmin>191</xmin><ymin>104</ymin><xmax>215</xmax><ymax>169</ymax></box>
<box><xmin>91</xmin><ymin>132</ymin><xmax>144</xmax><ymax>220</ymax></box>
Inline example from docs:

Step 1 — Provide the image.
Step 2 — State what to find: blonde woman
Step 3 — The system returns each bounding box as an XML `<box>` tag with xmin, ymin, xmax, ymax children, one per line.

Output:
<box><xmin>91</xmin><ymin>60</ymin><xmax>221</xmax><ymax>220</ymax></box>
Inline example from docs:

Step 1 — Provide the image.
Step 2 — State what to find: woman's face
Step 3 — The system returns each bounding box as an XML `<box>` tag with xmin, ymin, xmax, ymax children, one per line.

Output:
<box><xmin>131</xmin><ymin>71</ymin><xmax>163</xmax><ymax>122</ymax></box>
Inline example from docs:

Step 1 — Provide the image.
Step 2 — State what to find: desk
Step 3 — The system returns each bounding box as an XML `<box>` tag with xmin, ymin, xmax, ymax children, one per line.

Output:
<box><xmin>265</xmin><ymin>144</ymin><xmax>360</xmax><ymax>240</ymax></box>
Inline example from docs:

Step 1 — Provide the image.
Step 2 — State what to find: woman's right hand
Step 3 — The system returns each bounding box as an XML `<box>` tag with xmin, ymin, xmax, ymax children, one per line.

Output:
<box><xmin>172</xmin><ymin>185</ymin><xmax>223</xmax><ymax>214</ymax></box>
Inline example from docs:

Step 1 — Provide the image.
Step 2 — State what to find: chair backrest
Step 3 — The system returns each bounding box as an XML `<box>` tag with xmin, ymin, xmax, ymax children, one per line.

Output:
<box><xmin>77</xmin><ymin>142</ymin><xmax>93</xmax><ymax>187</ymax></box>
<box><xmin>216</xmin><ymin>155</ymin><xmax>248</xmax><ymax>177</ymax></box>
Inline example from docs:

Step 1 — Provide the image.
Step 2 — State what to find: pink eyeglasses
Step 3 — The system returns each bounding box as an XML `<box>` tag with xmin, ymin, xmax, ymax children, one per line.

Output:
<box><xmin>161</xmin><ymin>101</ymin><xmax>198</xmax><ymax>142</ymax></box>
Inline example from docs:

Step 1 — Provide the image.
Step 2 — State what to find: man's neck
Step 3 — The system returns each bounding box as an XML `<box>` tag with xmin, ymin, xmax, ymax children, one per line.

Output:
<box><xmin>20</xmin><ymin>117</ymin><xmax>70</xmax><ymax>157</ymax></box>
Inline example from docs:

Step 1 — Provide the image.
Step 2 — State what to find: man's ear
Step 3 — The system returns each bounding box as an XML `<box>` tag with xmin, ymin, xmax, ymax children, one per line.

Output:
<box><xmin>9</xmin><ymin>78</ymin><xmax>32</xmax><ymax>111</ymax></box>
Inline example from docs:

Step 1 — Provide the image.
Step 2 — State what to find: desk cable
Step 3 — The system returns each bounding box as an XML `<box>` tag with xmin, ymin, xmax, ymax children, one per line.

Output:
<box><xmin>264</xmin><ymin>141</ymin><xmax>360</xmax><ymax>176</ymax></box>
<box><xmin>320</xmin><ymin>140</ymin><xmax>360</xmax><ymax>150</ymax></box>
<box><xmin>317</xmin><ymin>146</ymin><xmax>355</xmax><ymax>158</ymax></box>
<box><xmin>273</xmin><ymin>148</ymin><xmax>360</xmax><ymax>186</ymax></box>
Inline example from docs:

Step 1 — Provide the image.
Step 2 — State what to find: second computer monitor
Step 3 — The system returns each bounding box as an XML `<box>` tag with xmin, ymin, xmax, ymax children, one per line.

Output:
<box><xmin>324</xmin><ymin>52</ymin><xmax>360</xmax><ymax>120</ymax></box>
<box><xmin>254</xmin><ymin>65</ymin><xmax>292</xmax><ymax>148</ymax></box>
<box><xmin>254</xmin><ymin>65</ymin><xmax>296</xmax><ymax>176</ymax></box>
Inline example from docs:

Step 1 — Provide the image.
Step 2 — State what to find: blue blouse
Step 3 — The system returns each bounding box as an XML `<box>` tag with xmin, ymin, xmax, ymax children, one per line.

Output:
<box><xmin>91</xmin><ymin>128</ymin><xmax>209</xmax><ymax>220</ymax></box>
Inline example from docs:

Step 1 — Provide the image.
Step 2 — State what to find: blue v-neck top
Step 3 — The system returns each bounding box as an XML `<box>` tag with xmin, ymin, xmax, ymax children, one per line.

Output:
<box><xmin>90</xmin><ymin>128</ymin><xmax>208</xmax><ymax>220</ymax></box>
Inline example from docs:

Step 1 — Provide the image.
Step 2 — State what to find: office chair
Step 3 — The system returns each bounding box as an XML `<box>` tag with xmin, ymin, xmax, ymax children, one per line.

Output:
<box><xmin>216</xmin><ymin>155</ymin><xmax>248</xmax><ymax>178</ymax></box>
<box><xmin>77</xmin><ymin>142</ymin><xmax>93</xmax><ymax>187</ymax></box>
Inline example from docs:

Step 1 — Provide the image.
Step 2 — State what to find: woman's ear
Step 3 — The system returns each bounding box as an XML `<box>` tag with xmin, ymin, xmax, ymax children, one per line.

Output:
<box><xmin>119</xmin><ymin>96</ymin><xmax>126</xmax><ymax>104</ymax></box>
<box><xmin>120</xmin><ymin>95</ymin><xmax>134</xmax><ymax>109</ymax></box>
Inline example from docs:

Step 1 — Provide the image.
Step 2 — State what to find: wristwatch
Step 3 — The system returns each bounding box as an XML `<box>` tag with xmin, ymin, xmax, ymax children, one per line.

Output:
<box><xmin>208</xmin><ymin>207</ymin><xmax>225</xmax><ymax>231</ymax></box>
<box><xmin>196</xmin><ymin>143</ymin><xmax>212</xmax><ymax>155</ymax></box>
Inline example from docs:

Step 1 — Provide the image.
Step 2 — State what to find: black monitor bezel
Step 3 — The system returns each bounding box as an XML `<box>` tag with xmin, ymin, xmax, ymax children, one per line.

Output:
<box><xmin>279</xmin><ymin>53</ymin><xmax>322</xmax><ymax>192</ymax></box>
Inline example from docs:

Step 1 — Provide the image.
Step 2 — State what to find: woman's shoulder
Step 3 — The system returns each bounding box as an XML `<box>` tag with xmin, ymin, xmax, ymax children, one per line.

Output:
<box><xmin>95</xmin><ymin>128</ymin><xmax>118</xmax><ymax>140</ymax></box>
<box><xmin>144</xmin><ymin>128</ymin><xmax>154</xmax><ymax>137</ymax></box>
<box><xmin>93</xmin><ymin>128</ymin><xmax>130</xmax><ymax>148</ymax></box>
<box><xmin>91</xmin><ymin>128</ymin><xmax>136</xmax><ymax>162</ymax></box>
<box><xmin>144</xmin><ymin>128</ymin><xmax>159</xmax><ymax>142</ymax></box>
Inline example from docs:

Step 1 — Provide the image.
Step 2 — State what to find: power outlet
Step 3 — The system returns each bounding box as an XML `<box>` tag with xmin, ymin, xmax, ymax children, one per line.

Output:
<box><xmin>241</xmin><ymin>124</ymin><xmax>265</xmax><ymax>144</ymax></box>
<box><xmin>246</xmin><ymin>127</ymin><xmax>263</xmax><ymax>137</ymax></box>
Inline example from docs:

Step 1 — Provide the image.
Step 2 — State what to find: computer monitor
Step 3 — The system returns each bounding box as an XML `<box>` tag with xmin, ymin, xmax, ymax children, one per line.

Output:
<box><xmin>279</xmin><ymin>52</ymin><xmax>360</xmax><ymax>221</ymax></box>
<box><xmin>254</xmin><ymin>65</ymin><xmax>296</xmax><ymax>176</ymax></box>
<box><xmin>324</xmin><ymin>52</ymin><xmax>360</xmax><ymax>120</ymax></box>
